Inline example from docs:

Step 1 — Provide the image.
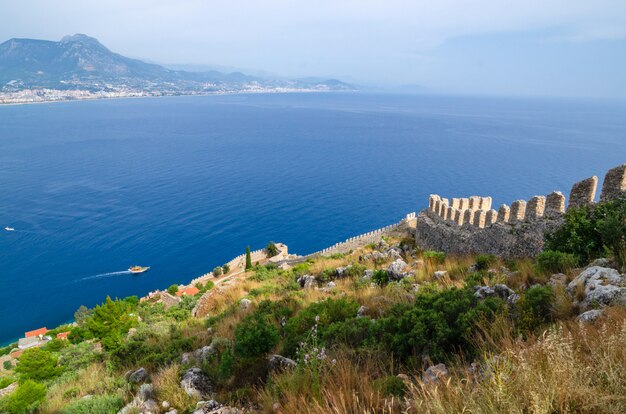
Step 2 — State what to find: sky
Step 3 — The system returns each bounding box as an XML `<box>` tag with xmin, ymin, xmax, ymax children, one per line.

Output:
<box><xmin>2</xmin><ymin>0</ymin><xmax>626</xmax><ymax>98</ymax></box>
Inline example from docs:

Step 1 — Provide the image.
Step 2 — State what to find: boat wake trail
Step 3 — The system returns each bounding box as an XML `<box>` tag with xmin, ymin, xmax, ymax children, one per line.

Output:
<box><xmin>81</xmin><ymin>270</ymin><xmax>132</xmax><ymax>281</ymax></box>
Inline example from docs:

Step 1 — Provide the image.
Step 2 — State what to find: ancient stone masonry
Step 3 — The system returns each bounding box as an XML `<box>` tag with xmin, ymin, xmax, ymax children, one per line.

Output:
<box><xmin>415</xmin><ymin>163</ymin><xmax>625</xmax><ymax>258</ymax></box>
<box><xmin>600</xmin><ymin>164</ymin><xmax>626</xmax><ymax>203</ymax></box>
<box><xmin>568</xmin><ymin>176</ymin><xmax>597</xmax><ymax>210</ymax></box>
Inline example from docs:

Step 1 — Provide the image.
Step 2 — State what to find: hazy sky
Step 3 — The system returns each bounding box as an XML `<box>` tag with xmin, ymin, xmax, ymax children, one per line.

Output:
<box><xmin>2</xmin><ymin>1</ymin><xmax>626</xmax><ymax>98</ymax></box>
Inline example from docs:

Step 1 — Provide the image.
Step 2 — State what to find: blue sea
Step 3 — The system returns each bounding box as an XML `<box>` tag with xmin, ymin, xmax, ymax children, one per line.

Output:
<box><xmin>1</xmin><ymin>92</ymin><xmax>625</xmax><ymax>344</ymax></box>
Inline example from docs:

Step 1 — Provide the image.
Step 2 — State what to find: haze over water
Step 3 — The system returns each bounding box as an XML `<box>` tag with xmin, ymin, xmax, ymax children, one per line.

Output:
<box><xmin>1</xmin><ymin>92</ymin><xmax>625</xmax><ymax>343</ymax></box>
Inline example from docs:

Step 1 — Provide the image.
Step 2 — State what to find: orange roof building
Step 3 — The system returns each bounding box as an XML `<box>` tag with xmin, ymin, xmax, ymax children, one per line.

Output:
<box><xmin>25</xmin><ymin>327</ymin><xmax>48</xmax><ymax>338</ymax></box>
<box><xmin>176</xmin><ymin>286</ymin><xmax>200</xmax><ymax>297</ymax></box>
<box><xmin>56</xmin><ymin>331</ymin><xmax>70</xmax><ymax>340</ymax></box>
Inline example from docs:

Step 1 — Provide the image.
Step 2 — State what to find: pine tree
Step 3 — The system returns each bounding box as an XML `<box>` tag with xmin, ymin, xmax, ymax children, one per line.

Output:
<box><xmin>245</xmin><ymin>246</ymin><xmax>252</xmax><ymax>270</ymax></box>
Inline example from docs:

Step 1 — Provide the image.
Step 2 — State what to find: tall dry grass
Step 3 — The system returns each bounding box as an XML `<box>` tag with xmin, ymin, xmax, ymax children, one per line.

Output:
<box><xmin>152</xmin><ymin>363</ymin><xmax>196</xmax><ymax>412</ymax></box>
<box><xmin>256</xmin><ymin>308</ymin><xmax>626</xmax><ymax>414</ymax></box>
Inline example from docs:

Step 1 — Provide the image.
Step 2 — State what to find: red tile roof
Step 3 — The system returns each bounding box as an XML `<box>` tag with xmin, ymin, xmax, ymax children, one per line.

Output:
<box><xmin>176</xmin><ymin>286</ymin><xmax>200</xmax><ymax>297</ymax></box>
<box><xmin>56</xmin><ymin>331</ymin><xmax>70</xmax><ymax>340</ymax></box>
<box><xmin>25</xmin><ymin>327</ymin><xmax>48</xmax><ymax>338</ymax></box>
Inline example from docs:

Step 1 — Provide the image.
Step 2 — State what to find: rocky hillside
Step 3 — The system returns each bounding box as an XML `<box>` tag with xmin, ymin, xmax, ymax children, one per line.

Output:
<box><xmin>0</xmin><ymin>34</ymin><xmax>354</xmax><ymax>94</ymax></box>
<box><xmin>0</xmin><ymin>198</ymin><xmax>624</xmax><ymax>413</ymax></box>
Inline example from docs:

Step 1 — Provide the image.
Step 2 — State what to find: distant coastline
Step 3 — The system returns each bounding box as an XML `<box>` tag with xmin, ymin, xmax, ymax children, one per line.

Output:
<box><xmin>0</xmin><ymin>87</ymin><xmax>343</xmax><ymax>106</ymax></box>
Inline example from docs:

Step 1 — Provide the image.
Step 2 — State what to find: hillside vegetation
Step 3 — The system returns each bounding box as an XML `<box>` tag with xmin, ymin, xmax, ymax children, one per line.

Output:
<box><xmin>1</xmin><ymin>200</ymin><xmax>625</xmax><ymax>414</ymax></box>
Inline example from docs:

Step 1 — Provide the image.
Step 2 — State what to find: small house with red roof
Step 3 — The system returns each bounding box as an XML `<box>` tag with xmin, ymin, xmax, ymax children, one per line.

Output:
<box><xmin>176</xmin><ymin>286</ymin><xmax>200</xmax><ymax>297</ymax></box>
<box><xmin>56</xmin><ymin>331</ymin><xmax>71</xmax><ymax>340</ymax></box>
<box><xmin>25</xmin><ymin>327</ymin><xmax>48</xmax><ymax>338</ymax></box>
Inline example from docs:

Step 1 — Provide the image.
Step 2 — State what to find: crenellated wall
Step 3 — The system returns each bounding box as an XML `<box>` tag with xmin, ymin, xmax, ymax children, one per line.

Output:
<box><xmin>417</xmin><ymin>163</ymin><xmax>626</xmax><ymax>258</ymax></box>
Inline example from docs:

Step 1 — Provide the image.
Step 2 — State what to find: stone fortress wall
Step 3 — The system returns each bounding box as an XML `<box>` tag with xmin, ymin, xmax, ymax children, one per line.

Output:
<box><xmin>415</xmin><ymin>164</ymin><xmax>626</xmax><ymax>258</ymax></box>
<box><xmin>303</xmin><ymin>213</ymin><xmax>417</xmax><ymax>259</ymax></box>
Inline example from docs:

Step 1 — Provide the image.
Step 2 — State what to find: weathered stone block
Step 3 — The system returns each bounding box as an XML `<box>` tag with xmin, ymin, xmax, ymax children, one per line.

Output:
<box><xmin>526</xmin><ymin>196</ymin><xmax>546</xmax><ymax>220</ymax></box>
<box><xmin>469</xmin><ymin>196</ymin><xmax>481</xmax><ymax>210</ymax></box>
<box><xmin>473</xmin><ymin>210</ymin><xmax>486</xmax><ymax>229</ymax></box>
<box><xmin>463</xmin><ymin>209</ymin><xmax>474</xmax><ymax>225</ymax></box>
<box><xmin>459</xmin><ymin>198</ymin><xmax>469</xmax><ymax>210</ymax></box>
<box><xmin>446</xmin><ymin>206</ymin><xmax>456</xmax><ymax>221</ymax></box>
<box><xmin>497</xmin><ymin>204</ymin><xmax>510</xmax><ymax>223</ymax></box>
<box><xmin>451</xmin><ymin>198</ymin><xmax>461</xmax><ymax>209</ymax></box>
<box><xmin>600</xmin><ymin>164</ymin><xmax>626</xmax><ymax>202</ymax></box>
<box><xmin>510</xmin><ymin>200</ymin><xmax>526</xmax><ymax>222</ymax></box>
<box><xmin>429</xmin><ymin>195</ymin><xmax>440</xmax><ymax>212</ymax></box>
<box><xmin>485</xmin><ymin>209</ymin><xmax>498</xmax><ymax>225</ymax></box>
<box><xmin>479</xmin><ymin>197</ymin><xmax>492</xmax><ymax>210</ymax></box>
<box><xmin>454</xmin><ymin>209</ymin><xmax>464</xmax><ymax>225</ymax></box>
<box><xmin>568</xmin><ymin>176</ymin><xmax>597</xmax><ymax>210</ymax></box>
<box><xmin>434</xmin><ymin>199</ymin><xmax>442</xmax><ymax>216</ymax></box>
<box><xmin>545</xmin><ymin>191</ymin><xmax>565</xmax><ymax>213</ymax></box>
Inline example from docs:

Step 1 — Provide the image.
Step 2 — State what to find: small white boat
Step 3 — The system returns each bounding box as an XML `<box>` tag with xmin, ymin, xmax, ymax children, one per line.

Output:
<box><xmin>128</xmin><ymin>265</ymin><xmax>150</xmax><ymax>274</ymax></box>
<box><xmin>4</xmin><ymin>227</ymin><xmax>15</xmax><ymax>232</ymax></box>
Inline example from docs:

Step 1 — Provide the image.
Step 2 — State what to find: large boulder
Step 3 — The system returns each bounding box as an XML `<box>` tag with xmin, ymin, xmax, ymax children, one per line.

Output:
<box><xmin>181</xmin><ymin>368</ymin><xmax>212</xmax><ymax>399</ymax></box>
<box><xmin>268</xmin><ymin>354</ymin><xmax>296</xmax><ymax>373</ymax></box>
<box><xmin>474</xmin><ymin>284</ymin><xmax>515</xmax><ymax>300</ymax></box>
<box><xmin>182</xmin><ymin>345</ymin><xmax>216</xmax><ymax>365</ymax></box>
<box><xmin>193</xmin><ymin>400</ymin><xmax>242</xmax><ymax>414</ymax></box>
<box><xmin>297</xmin><ymin>274</ymin><xmax>316</xmax><ymax>290</ymax></box>
<box><xmin>567</xmin><ymin>266</ymin><xmax>626</xmax><ymax>308</ymax></box>
<box><xmin>387</xmin><ymin>259</ymin><xmax>409</xmax><ymax>280</ymax></box>
<box><xmin>127</xmin><ymin>367</ymin><xmax>149</xmax><ymax>384</ymax></box>
<box><xmin>119</xmin><ymin>384</ymin><xmax>158</xmax><ymax>414</ymax></box>
<box><xmin>577</xmin><ymin>309</ymin><xmax>604</xmax><ymax>323</ymax></box>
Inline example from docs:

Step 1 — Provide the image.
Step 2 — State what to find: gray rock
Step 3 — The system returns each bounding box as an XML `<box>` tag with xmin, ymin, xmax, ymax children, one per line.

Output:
<box><xmin>588</xmin><ymin>258</ymin><xmax>613</xmax><ymax>268</ymax></box>
<box><xmin>422</xmin><ymin>363</ymin><xmax>448</xmax><ymax>384</ymax></box>
<box><xmin>181</xmin><ymin>368</ymin><xmax>212</xmax><ymax>399</ymax></box>
<box><xmin>577</xmin><ymin>309</ymin><xmax>603</xmax><ymax>323</ymax></box>
<box><xmin>137</xmin><ymin>383</ymin><xmax>155</xmax><ymax>402</ymax></box>
<box><xmin>183</xmin><ymin>345</ymin><xmax>216</xmax><ymax>365</ymax></box>
<box><xmin>165</xmin><ymin>411</ymin><xmax>178</xmax><ymax>414</ymax></box>
<box><xmin>362</xmin><ymin>269</ymin><xmax>374</xmax><ymax>279</ymax></box>
<box><xmin>548</xmin><ymin>273</ymin><xmax>568</xmax><ymax>287</ymax></box>
<box><xmin>506</xmin><ymin>293</ymin><xmax>520</xmax><ymax>305</ymax></box>
<box><xmin>335</xmin><ymin>265</ymin><xmax>353</xmax><ymax>277</ymax></box>
<box><xmin>433</xmin><ymin>270</ymin><xmax>447</xmax><ymax>280</ymax></box>
<box><xmin>128</xmin><ymin>367</ymin><xmax>149</xmax><ymax>384</ymax></box>
<box><xmin>475</xmin><ymin>284</ymin><xmax>515</xmax><ymax>301</ymax></box>
<box><xmin>239</xmin><ymin>298</ymin><xmax>252</xmax><ymax>310</ymax></box>
<box><xmin>385</xmin><ymin>248</ymin><xmax>402</xmax><ymax>260</ymax></box>
<box><xmin>567</xmin><ymin>266</ymin><xmax>626</xmax><ymax>308</ymax></box>
<box><xmin>297</xmin><ymin>274</ymin><xmax>316</xmax><ymax>290</ymax></box>
<box><xmin>162</xmin><ymin>401</ymin><xmax>171</xmax><ymax>409</ymax></box>
<box><xmin>357</xmin><ymin>305</ymin><xmax>368</xmax><ymax>318</ymax></box>
<box><xmin>327</xmin><ymin>281</ymin><xmax>336</xmax><ymax>288</ymax></box>
<box><xmin>387</xmin><ymin>259</ymin><xmax>408</xmax><ymax>280</ymax></box>
<box><xmin>268</xmin><ymin>354</ymin><xmax>296</xmax><ymax>373</ymax></box>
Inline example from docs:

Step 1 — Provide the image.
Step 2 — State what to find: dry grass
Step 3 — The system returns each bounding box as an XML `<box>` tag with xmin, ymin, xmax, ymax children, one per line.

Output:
<box><xmin>153</xmin><ymin>363</ymin><xmax>196</xmax><ymax>412</ymax></box>
<box><xmin>39</xmin><ymin>362</ymin><xmax>127</xmax><ymax>414</ymax></box>
<box><xmin>256</xmin><ymin>308</ymin><xmax>626</xmax><ymax>414</ymax></box>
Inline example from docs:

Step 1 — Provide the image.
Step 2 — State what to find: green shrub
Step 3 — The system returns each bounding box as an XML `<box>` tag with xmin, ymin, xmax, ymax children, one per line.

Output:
<box><xmin>517</xmin><ymin>285</ymin><xmax>555</xmax><ymax>333</ymax></box>
<box><xmin>282</xmin><ymin>298</ymin><xmax>360</xmax><ymax>357</ymax></box>
<box><xmin>374</xmin><ymin>375</ymin><xmax>407</xmax><ymax>397</ymax></box>
<box><xmin>167</xmin><ymin>284</ymin><xmax>179</xmax><ymax>295</ymax></box>
<box><xmin>84</xmin><ymin>297</ymin><xmax>137</xmax><ymax>352</ymax></box>
<box><xmin>234</xmin><ymin>313</ymin><xmax>279</xmax><ymax>359</ymax></box>
<box><xmin>423</xmin><ymin>250</ymin><xmax>446</xmax><ymax>264</ymax></box>
<box><xmin>111</xmin><ymin>326</ymin><xmax>193</xmax><ymax>370</ymax></box>
<box><xmin>222</xmin><ymin>264</ymin><xmax>230</xmax><ymax>274</ymax></box>
<box><xmin>245</xmin><ymin>246</ymin><xmax>252</xmax><ymax>270</ymax></box>
<box><xmin>464</xmin><ymin>271</ymin><xmax>488</xmax><ymax>288</ymax></box>
<box><xmin>546</xmin><ymin>199</ymin><xmax>626</xmax><ymax>268</ymax></box>
<box><xmin>0</xmin><ymin>380</ymin><xmax>46</xmax><ymax>414</ymax></box>
<box><xmin>43</xmin><ymin>338</ymin><xmax>66</xmax><ymax>352</ymax></box>
<box><xmin>58</xmin><ymin>342</ymin><xmax>100</xmax><ymax>372</ymax></box>
<box><xmin>266</xmin><ymin>241</ymin><xmax>278</xmax><ymax>257</ymax></box>
<box><xmin>535</xmin><ymin>250</ymin><xmax>579</xmax><ymax>273</ymax></box>
<box><xmin>0</xmin><ymin>376</ymin><xmax>15</xmax><ymax>389</ymax></box>
<box><xmin>213</xmin><ymin>266</ymin><xmax>223</xmax><ymax>277</ymax></box>
<box><xmin>250</xmin><ymin>266</ymin><xmax>281</xmax><ymax>282</ymax></box>
<box><xmin>3</xmin><ymin>360</ymin><xmax>14</xmax><ymax>370</ymax></box>
<box><xmin>14</xmin><ymin>348</ymin><xmax>62</xmax><ymax>382</ymax></box>
<box><xmin>475</xmin><ymin>254</ymin><xmax>497</xmax><ymax>271</ymax></box>
<box><xmin>68</xmin><ymin>327</ymin><xmax>93</xmax><ymax>344</ymax></box>
<box><xmin>0</xmin><ymin>343</ymin><xmax>16</xmax><ymax>357</ymax></box>
<box><xmin>373</xmin><ymin>288</ymin><xmax>503</xmax><ymax>364</ymax></box>
<box><xmin>61</xmin><ymin>394</ymin><xmax>124</xmax><ymax>414</ymax></box>
<box><xmin>372</xmin><ymin>270</ymin><xmax>389</xmax><ymax>286</ymax></box>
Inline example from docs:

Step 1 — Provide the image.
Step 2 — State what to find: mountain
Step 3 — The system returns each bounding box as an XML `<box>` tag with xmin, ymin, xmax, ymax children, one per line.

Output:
<box><xmin>0</xmin><ymin>34</ymin><xmax>354</xmax><ymax>98</ymax></box>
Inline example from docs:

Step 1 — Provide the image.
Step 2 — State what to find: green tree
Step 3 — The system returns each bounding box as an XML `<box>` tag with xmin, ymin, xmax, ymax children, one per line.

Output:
<box><xmin>0</xmin><ymin>380</ymin><xmax>46</xmax><ymax>414</ymax></box>
<box><xmin>167</xmin><ymin>284</ymin><xmax>179</xmax><ymax>295</ymax></box>
<box><xmin>213</xmin><ymin>266</ymin><xmax>223</xmax><ymax>277</ymax></box>
<box><xmin>222</xmin><ymin>264</ymin><xmax>230</xmax><ymax>274</ymax></box>
<box><xmin>234</xmin><ymin>312</ymin><xmax>279</xmax><ymax>359</ymax></box>
<box><xmin>245</xmin><ymin>246</ymin><xmax>252</xmax><ymax>270</ymax></box>
<box><xmin>14</xmin><ymin>348</ymin><xmax>62</xmax><ymax>382</ymax></box>
<box><xmin>85</xmin><ymin>296</ymin><xmax>136</xmax><ymax>351</ymax></box>
<box><xmin>266</xmin><ymin>241</ymin><xmax>278</xmax><ymax>257</ymax></box>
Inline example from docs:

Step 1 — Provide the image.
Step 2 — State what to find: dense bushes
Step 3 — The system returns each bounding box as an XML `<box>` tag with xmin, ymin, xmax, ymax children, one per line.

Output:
<box><xmin>84</xmin><ymin>297</ymin><xmax>138</xmax><ymax>351</ymax></box>
<box><xmin>60</xmin><ymin>394</ymin><xmax>123</xmax><ymax>414</ymax></box>
<box><xmin>517</xmin><ymin>285</ymin><xmax>555</xmax><ymax>332</ymax></box>
<box><xmin>0</xmin><ymin>380</ymin><xmax>46</xmax><ymax>414</ymax></box>
<box><xmin>14</xmin><ymin>348</ymin><xmax>62</xmax><ymax>382</ymax></box>
<box><xmin>546</xmin><ymin>198</ymin><xmax>626</xmax><ymax>268</ymax></box>
<box><xmin>475</xmin><ymin>254</ymin><xmax>497</xmax><ymax>271</ymax></box>
<box><xmin>111</xmin><ymin>326</ymin><xmax>193</xmax><ymax>369</ymax></box>
<box><xmin>234</xmin><ymin>313</ymin><xmax>280</xmax><ymax>359</ymax></box>
<box><xmin>535</xmin><ymin>250</ymin><xmax>578</xmax><ymax>273</ymax></box>
<box><xmin>423</xmin><ymin>250</ymin><xmax>446</xmax><ymax>264</ymax></box>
